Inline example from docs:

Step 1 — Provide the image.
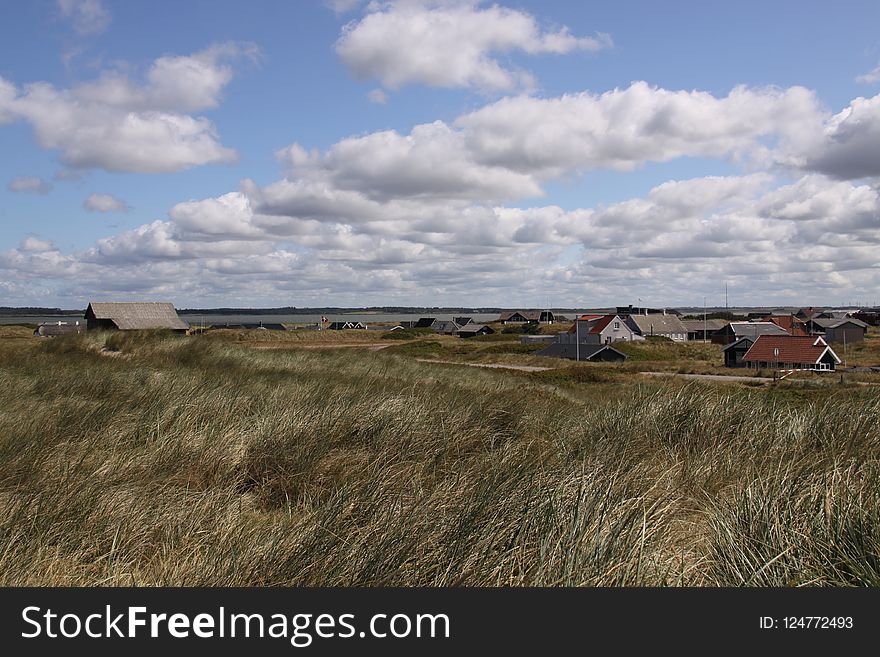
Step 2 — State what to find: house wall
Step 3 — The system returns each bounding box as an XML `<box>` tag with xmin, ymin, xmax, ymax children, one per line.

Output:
<box><xmin>596</xmin><ymin>318</ymin><xmax>640</xmax><ymax>343</ymax></box>
<box><xmin>723</xmin><ymin>346</ymin><xmax>750</xmax><ymax>367</ymax></box>
<box><xmin>747</xmin><ymin>359</ymin><xmax>836</xmax><ymax>371</ymax></box>
<box><xmin>825</xmin><ymin>326</ymin><xmax>865</xmax><ymax>343</ymax></box>
<box><xmin>86</xmin><ymin>318</ymin><xmax>116</xmax><ymax>331</ymax></box>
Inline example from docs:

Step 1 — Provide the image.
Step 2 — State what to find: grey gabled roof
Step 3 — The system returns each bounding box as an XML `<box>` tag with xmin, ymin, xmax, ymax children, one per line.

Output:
<box><xmin>681</xmin><ymin>319</ymin><xmax>728</xmax><ymax>331</ymax></box>
<box><xmin>455</xmin><ymin>324</ymin><xmax>493</xmax><ymax>334</ymax></box>
<box><xmin>721</xmin><ymin>336</ymin><xmax>755</xmax><ymax>351</ymax></box>
<box><xmin>85</xmin><ymin>302</ymin><xmax>189</xmax><ymax>330</ymax></box>
<box><xmin>726</xmin><ymin>322</ymin><xmax>789</xmax><ymax>337</ymax></box>
<box><xmin>433</xmin><ymin>320</ymin><xmax>461</xmax><ymax>333</ymax></box>
<box><xmin>812</xmin><ymin>317</ymin><xmax>868</xmax><ymax>329</ymax></box>
<box><xmin>626</xmin><ymin>314</ymin><xmax>688</xmax><ymax>335</ymax></box>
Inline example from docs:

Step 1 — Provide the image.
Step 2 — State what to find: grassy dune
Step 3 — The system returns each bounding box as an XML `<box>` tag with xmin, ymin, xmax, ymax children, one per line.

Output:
<box><xmin>1</xmin><ymin>331</ymin><xmax>878</xmax><ymax>585</ymax></box>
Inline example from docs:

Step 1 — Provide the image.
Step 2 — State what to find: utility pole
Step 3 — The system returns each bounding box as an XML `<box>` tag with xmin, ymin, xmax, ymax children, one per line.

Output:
<box><xmin>576</xmin><ymin>315</ymin><xmax>580</xmax><ymax>362</ymax></box>
<box><xmin>725</xmin><ymin>282</ymin><xmax>729</xmax><ymax>316</ymax></box>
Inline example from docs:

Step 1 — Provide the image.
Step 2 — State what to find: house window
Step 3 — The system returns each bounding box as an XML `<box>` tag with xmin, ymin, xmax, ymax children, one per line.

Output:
<box><xmin>614</xmin><ymin>321</ymin><xmax>620</xmax><ymax>329</ymax></box>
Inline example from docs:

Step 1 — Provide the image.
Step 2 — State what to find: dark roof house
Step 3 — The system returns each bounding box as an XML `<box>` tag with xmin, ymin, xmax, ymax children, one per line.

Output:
<box><xmin>682</xmin><ymin>319</ymin><xmax>728</xmax><ymax>341</ymax></box>
<box><xmin>535</xmin><ymin>343</ymin><xmax>627</xmax><ymax>362</ymax></box>
<box><xmin>795</xmin><ymin>307</ymin><xmax>823</xmax><ymax>320</ymax></box>
<box><xmin>721</xmin><ymin>336</ymin><xmax>756</xmax><ymax>368</ymax></box>
<box><xmin>456</xmin><ymin>324</ymin><xmax>495</xmax><ymax>338</ymax></box>
<box><xmin>433</xmin><ymin>320</ymin><xmax>461</xmax><ymax>335</ymax></box>
<box><xmin>710</xmin><ymin>321</ymin><xmax>789</xmax><ymax>345</ymax></box>
<box><xmin>84</xmin><ymin>302</ymin><xmax>189</xmax><ymax>332</ymax></box>
<box><xmin>498</xmin><ymin>310</ymin><xmax>557</xmax><ymax>324</ymax></box>
<box><xmin>328</xmin><ymin>321</ymin><xmax>367</xmax><ymax>330</ymax></box>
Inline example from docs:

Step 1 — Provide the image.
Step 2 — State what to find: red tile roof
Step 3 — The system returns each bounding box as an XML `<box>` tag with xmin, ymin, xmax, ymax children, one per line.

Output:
<box><xmin>588</xmin><ymin>315</ymin><xmax>616</xmax><ymax>334</ymax></box>
<box><xmin>743</xmin><ymin>335</ymin><xmax>839</xmax><ymax>365</ymax></box>
<box><xmin>768</xmin><ymin>315</ymin><xmax>809</xmax><ymax>336</ymax></box>
<box><xmin>567</xmin><ymin>314</ymin><xmax>615</xmax><ymax>333</ymax></box>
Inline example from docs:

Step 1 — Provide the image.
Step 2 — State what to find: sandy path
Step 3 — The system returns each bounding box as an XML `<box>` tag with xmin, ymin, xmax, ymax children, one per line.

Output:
<box><xmin>640</xmin><ymin>371</ymin><xmax>880</xmax><ymax>386</ymax></box>
<box><xmin>248</xmin><ymin>342</ymin><xmax>394</xmax><ymax>351</ymax></box>
<box><xmin>415</xmin><ymin>358</ymin><xmax>552</xmax><ymax>372</ymax></box>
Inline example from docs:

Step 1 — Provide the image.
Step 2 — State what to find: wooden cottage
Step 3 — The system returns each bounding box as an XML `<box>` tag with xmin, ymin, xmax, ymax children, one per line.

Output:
<box><xmin>535</xmin><ymin>342</ymin><xmax>627</xmax><ymax>362</ymax></box>
<box><xmin>84</xmin><ymin>302</ymin><xmax>189</xmax><ymax>333</ymax></box>
<box><xmin>721</xmin><ymin>337</ymin><xmax>755</xmax><ymax>368</ymax></box>
<box><xmin>455</xmin><ymin>324</ymin><xmax>495</xmax><ymax>338</ymax></box>
<box><xmin>806</xmin><ymin>317</ymin><xmax>868</xmax><ymax>343</ymax></box>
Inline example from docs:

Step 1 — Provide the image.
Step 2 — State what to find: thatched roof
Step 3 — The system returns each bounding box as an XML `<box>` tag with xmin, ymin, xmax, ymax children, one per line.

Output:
<box><xmin>85</xmin><ymin>302</ymin><xmax>189</xmax><ymax>330</ymax></box>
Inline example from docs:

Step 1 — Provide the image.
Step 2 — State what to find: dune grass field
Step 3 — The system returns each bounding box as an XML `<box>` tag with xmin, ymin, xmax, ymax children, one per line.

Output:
<box><xmin>1</xmin><ymin>326</ymin><xmax>879</xmax><ymax>586</ymax></box>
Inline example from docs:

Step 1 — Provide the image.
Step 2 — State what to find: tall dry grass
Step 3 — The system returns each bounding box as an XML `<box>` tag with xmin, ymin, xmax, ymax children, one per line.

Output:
<box><xmin>0</xmin><ymin>331</ymin><xmax>878</xmax><ymax>585</ymax></box>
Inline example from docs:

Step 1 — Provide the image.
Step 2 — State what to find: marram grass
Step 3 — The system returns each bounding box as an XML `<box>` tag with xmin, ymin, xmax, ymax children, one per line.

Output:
<box><xmin>0</xmin><ymin>332</ymin><xmax>878</xmax><ymax>585</ymax></box>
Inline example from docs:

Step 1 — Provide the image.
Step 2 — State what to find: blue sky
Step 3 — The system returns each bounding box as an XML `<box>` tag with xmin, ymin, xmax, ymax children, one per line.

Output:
<box><xmin>2</xmin><ymin>0</ymin><xmax>880</xmax><ymax>308</ymax></box>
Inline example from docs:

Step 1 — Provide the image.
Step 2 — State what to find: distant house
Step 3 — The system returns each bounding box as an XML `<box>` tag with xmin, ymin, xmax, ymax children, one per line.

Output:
<box><xmin>414</xmin><ymin>317</ymin><xmax>437</xmax><ymax>328</ymax></box>
<box><xmin>84</xmin><ymin>302</ymin><xmax>189</xmax><ymax>333</ymax></box>
<box><xmin>743</xmin><ymin>335</ymin><xmax>841</xmax><ymax>371</ymax></box>
<box><xmin>456</xmin><ymin>324</ymin><xmax>495</xmax><ymax>338</ymax></box>
<box><xmin>398</xmin><ymin>321</ymin><xmax>419</xmax><ymax>329</ymax></box>
<box><xmin>624</xmin><ymin>313</ymin><xmax>688</xmax><ymax>342</ymax></box>
<box><xmin>807</xmin><ymin>318</ymin><xmax>868</xmax><ymax>343</ymax></box>
<box><xmin>852</xmin><ymin>308</ymin><xmax>880</xmax><ymax>326</ymax></box>
<box><xmin>722</xmin><ymin>337</ymin><xmax>756</xmax><ymax>368</ymax></box>
<box><xmin>617</xmin><ymin>305</ymin><xmax>681</xmax><ymax>316</ymax></box>
<box><xmin>237</xmin><ymin>322</ymin><xmax>287</xmax><ymax>330</ymax></box>
<box><xmin>794</xmin><ymin>307</ymin><xmax>824</xmax><ymax>320</ymax></box>
<box><xmin>710</xmin><ymin>321</ymin><xmax>789</xmax><ymax>345</ymax></box>
<box><xmin>535</xmin><ymin>342</ymin><xmax>627</xmax><ymax>362</ymax></box>
<box><xmin>498</xmin><ymin>310</ymin><xmax>557</xmax><ymax>324</ymax></box>
<box><xmin>34</xmin><ymin>321</ymin><xmax>85</xmax><ymax>337</ymax></box>
<box><xmin>432</xmin><ymin>320</ymin><xmax>461</xmax><ymax>335</ymax></box>
<box><xmin>568</xmin><ymin>314</ymin><xmax>642</xmax><ymax>344</ymax></box>
<box><xmin>328</xmin><ymin>321</ymin><xmax>367</xmax><ymax>330</ymax></box>
<box><xmin>682</xmin><ymin>319</ymin><xmax>728</xmax><ymax>341</ymax></box>
<box><xmin>453</xmin><ymin>317</ymin><xmax>473</xmax><ymax>326</ymax></box>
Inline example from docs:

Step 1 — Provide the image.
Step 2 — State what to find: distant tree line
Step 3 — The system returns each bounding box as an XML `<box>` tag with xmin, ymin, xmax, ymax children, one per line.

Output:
<box><xmin>0</xmin><ymin>307</ymin><xmax>82</xmax><ymax>316</ymax></box>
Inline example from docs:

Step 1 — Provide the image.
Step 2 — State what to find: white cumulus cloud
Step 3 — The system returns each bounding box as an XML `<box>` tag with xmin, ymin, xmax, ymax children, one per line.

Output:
<box><xmin>0</xmin><ymin>43</ymin><xmax>256</xmax><ymax>173</ymax></box>
<box><xmin>57</xmin><ymin>0</ymin><xmax>111</xmax><ymax>36</ymax></box>
<box><xmin>8</xmin><ymin>176</ymin><xmax>53</xmax><ymax>194</ymax></box>
<box><xmin>83</xmin><ymin>193</ymin><xmax>128</xmax><ymax>212</ymax></box>
<box><xmin>336</xmin><ymin>0</ymin><xmax>611</xmax><ymax>93</ymax></box>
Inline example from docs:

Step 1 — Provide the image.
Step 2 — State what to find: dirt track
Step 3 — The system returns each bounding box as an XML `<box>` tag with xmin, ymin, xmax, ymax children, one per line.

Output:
<box><xmin>416</xmin><ymin>358</ymin><xmax>552</xmax><ymax>372</ymax></box>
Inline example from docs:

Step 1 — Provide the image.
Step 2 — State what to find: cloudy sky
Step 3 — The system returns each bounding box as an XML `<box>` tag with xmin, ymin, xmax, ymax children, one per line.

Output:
<box><xmin>2</xmin><ymin>0</ymin><xmax>880</xmax><ymax>309</ymax></box>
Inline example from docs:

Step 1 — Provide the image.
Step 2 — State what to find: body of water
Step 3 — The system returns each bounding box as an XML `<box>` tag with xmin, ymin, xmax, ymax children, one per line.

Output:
<box><xmin>0</xmin><ymin>312</ymin><xmax>511</xmax><ymax>327</ymax></box>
